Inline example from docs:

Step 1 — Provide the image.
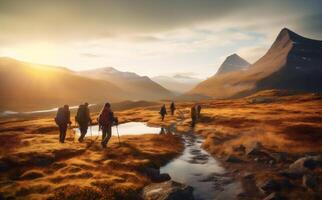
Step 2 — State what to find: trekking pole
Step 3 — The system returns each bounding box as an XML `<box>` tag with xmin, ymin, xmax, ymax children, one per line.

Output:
<box><xmin>90</xmin><ymin>124</ymin><xmax>92</xmax><ymax>140</ymax></box>
<box><xmin>116</xmin><ymin>125</ymin><xmax>121</xmax><ymax>145</ymax></box>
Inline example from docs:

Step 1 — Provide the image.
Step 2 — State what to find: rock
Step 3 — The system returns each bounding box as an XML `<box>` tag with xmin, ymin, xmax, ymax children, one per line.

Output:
<box><xmin>246</xmin><ymin>142</ymin><xmax>274</xmax><ymax>161</ymax></box>
<box><xmin>263</xmin><ymin>192</ymin><xmax>286</xmax><ymax>200</ymax></box>
<box><xmin>156</xmin><ymin>173</ymin><xmax>171</xmax><ymax>183</ymax></box>
<box><xmin>302</xmin><ymin>174</ymin><xmax>317</xmax><ymax>190</ymax></box>
<box><xmin>225</xmin><ymin>155</ymin><xmax>244</xmax><ymax>163</ymax></box>
<box><xmin>142</xmin><ymin>180</ymin><xmax>194</xmax><ymax>200</ymax></box>
<box><xmin>144</xmin><ymin>167</ymin><xmax>171</xmax><ymax>182</ymax></box>
<box><xmin>246</xmin><ymin>142</ymin><xmax>263</xmax><ymax>155</ymax></box>
<box><xmin>283</xmin><ymin>155</ymin><xmax>322</xmax><ymax>179</ymax></box>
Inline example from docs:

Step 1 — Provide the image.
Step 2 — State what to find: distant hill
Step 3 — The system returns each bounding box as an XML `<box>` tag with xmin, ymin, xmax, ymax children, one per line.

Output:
<box><xmin>216</xmin><ymin>54</ymin><xmax>249</xmax><ymax>75</ymax></box>
<box><xmin>152</xmin><ymin>74</ymin><xmax>202</xmax><ymax>94</ymax></box>
<box><xmin>0</xmin><ymin>58</ymin><xmax>127</xmax><ymax>111</ymax></box>
<box><xmin>189</xmin><ymin>28</ymin><xmax>322</xmax><ymax>98</ymax></box>
<box><xmin>78</xmin><ymin>67</ymin><xmax>173</xmax><ymax>100</ymax></box>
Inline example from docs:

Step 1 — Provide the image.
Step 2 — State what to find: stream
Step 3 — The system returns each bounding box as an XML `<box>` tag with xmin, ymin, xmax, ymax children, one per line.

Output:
<box><xmin>76</xmin><ymin>122</ymin><xmax>241</xmax><ymax>199</ymax></box>
<box><xmin>161</xmin><ymin>132</ymin><xmax>242</xmax><ymax>200</ymax></box>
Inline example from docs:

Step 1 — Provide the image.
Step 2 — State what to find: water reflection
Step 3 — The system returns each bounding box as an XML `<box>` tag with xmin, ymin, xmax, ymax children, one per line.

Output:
<box><xmin>74</xmin><ymin>122</ymin><xmax>160</xmax><ymax>136</ymax></box>
<box><xmin>160</xmin><ymin>133</ymin><xmax>242</xmax><ymax>200</ymax></box>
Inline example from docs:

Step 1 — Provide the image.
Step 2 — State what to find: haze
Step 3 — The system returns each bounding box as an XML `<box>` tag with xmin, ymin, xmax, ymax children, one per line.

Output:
<box><xmin>0</xmin><ymin>0</ymin><xmax>321</xmax><ymax>78</ymax></box>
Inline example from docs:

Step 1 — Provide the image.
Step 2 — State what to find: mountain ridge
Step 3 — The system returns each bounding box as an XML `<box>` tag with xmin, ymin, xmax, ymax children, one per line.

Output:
<box><xmin>188</xmin><ymin>28</ymin><xmax>322</xmax><ymax>98</ymax></box>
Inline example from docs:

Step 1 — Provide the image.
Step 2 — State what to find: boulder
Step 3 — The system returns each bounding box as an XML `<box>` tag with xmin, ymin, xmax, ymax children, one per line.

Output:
<box><xmin>246</xmin><ymin>142</ymin><xmax>273</xmax><ymax>160</ymax></box>
<box><xmin>144</xmin><ymin>167</ymin><xmax>171</xmax><ymax>182</ymax></box>
<box><xmin>282</xmin><ymin>155</ymin><xmax>322</xmax><ymax>179</ymax></box>
<box><xmin>156</xmin><ymin>173</ymin><xmax>171</xmax><ymax>183</ymax></box>
<box><xmin>142</xmin><ymin>181</ymin><xmax>194</xmax><ymax>200</ymax></box>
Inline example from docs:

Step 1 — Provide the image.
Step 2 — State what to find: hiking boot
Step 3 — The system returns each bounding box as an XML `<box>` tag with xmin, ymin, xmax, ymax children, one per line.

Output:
<box><xmin>101</xmin><ymin>142</ymin><xmax>107</xmax><ymax>148</ymax></box>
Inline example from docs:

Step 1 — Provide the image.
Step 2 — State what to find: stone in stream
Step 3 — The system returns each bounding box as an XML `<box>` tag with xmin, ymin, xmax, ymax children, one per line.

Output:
<box><xmin>143</xmin><ymin>167</ymin><xmax>171</xmax><ymax>182</ymax></box>
<box><xmin>142</xmin><ymin>180</ymin><xmax>194</xmax><ymax>200</ymax></box>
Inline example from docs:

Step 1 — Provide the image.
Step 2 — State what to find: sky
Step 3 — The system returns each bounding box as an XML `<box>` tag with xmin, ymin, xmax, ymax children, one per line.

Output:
<box><xmin>0</xmin><ymin>0</ymin><xmax>321</xmax><ymax>79</ymax></box>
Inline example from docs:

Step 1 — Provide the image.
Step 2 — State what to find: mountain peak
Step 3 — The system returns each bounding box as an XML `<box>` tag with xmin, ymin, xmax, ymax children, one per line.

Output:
<box><xmin>216</xmin><ymin>54</ymin><xmax>250</xmax><ymax>75</ymax></box>
<box><xmin>276</xmin><ymin>27</ymin><xmax>301</xmax><ymax>42</ymax></box>
<box><xmin>270</xmin><ymin>28</ymin><xmax>322</xmax><ymax>51</ymax></box>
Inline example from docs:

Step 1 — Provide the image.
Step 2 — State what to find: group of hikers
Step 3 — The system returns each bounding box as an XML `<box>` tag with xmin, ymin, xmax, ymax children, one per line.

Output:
<box><xmin>55</xmin><ymin>101</ymin><xmax>202</xmax><ymax>148</ymax></box>
<box><xmin>159</xmin><ymin>101</ymin><xmax>202</xmax><ymax>127</ymax></box>
<box><xmin>55</xmin><ymin>102</ymin><xmax>117</xmax><ymax>148</ymax></box>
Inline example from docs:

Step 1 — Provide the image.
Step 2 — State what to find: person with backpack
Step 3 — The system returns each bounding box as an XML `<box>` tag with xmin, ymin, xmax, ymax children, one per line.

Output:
<box><xmin>159</xmin><ymin>104</ymin><xmax>167</xmax><ymax>121</ymax></box>
<box><xmin>170</xmin><ymin>101</ymin><xmax>176</xmax><ymax>116</ymax></box>
<box><xmin>197</xmin><ymin>104</ymin><xmax>202</xmax><ymax>119</ymax></box>
<box><xmin>98</xmin><ymin>102</ymin><xmax>118</xmax><ymax>148</ymax></box>
<box><xmin>55</xmin><ymin>105</ymin><xmax>71</xmax><ymax>143</ymax></box>
<box><xmin>191</xmin><ymin>105</ymin><xmax>197</xmax><ymax>127</ymax></box>
<box><xmin>76</xmin><ymin>102</ymin><xmax>92</xmax><ymax>142</ymax></box>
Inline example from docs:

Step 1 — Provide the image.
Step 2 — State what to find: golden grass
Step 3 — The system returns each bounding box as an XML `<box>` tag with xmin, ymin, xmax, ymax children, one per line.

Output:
<box><xmin>1</xmin><ymin>90</ymin><xmax>321</xmax><ymax>199</ymax></box>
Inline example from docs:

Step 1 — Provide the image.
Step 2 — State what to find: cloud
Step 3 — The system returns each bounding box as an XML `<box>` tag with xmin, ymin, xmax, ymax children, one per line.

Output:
<box><xmin>0</xmin><ymin>0</ymin><xmax>321</xmax><ymax>45</ymax></box>
<box><xmin>80</xmin><ymin>53</ymin><xmax>101</xmax><ymax>58</ymax></box>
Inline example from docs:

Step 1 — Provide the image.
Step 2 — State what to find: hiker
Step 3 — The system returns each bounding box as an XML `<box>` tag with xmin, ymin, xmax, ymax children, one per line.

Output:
<box><xmin>160</xmin><ymin>104</ymin><xmax>167</xmax><ymax>121</ymax></box>
<box><xmin>170</xmin><ymin>101</ymin><xmax>176</xmax><ymax>115</ymax></box>
<box><xmin>75</xmin><ymin>102</ymin><xmax>92</xmax><ymax>142</ymax></box>
<box><xmin>197</xmin><ymin>104</ymin><xmax>202</xmax><ymax>119</ymax></box>
<box><xmin>98</xmin><ymin>102</ymin><xmax>118</xmax><ymax>148</ymax></box>
<box><xmin>55</xmin><ymin>105</ymin><xmax>71</xmax><ymax>143</ymax></box>
<box><xmin>191</xmin><ymin>105</ymin><xmax>197</xmax><ymax>127</ymax></box>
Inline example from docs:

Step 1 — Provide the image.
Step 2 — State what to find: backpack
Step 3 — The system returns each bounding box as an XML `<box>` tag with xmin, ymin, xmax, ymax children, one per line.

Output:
<box><xmin>76</xmin><ymin>105</ymin><xmax>87</xmax><ymax>124</ymax></box>
<box><xmin>98</xmin><ymin>108</ymin><xmax>114</xmax><ymax>126</ymax></box>
<box><xmin>55</xmin><ymin>107</ymin><xmax>65</xmax><ymax>125</ymax></box>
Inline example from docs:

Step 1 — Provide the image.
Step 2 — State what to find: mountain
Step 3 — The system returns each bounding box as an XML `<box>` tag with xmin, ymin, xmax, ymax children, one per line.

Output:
<box><xmin>0</xmin><ymin>58</ymin><xmax>127</xmax><ymax>111</ymax></box>
<box><xmin>78</xmin><ymin>67</ymin><xmax>173</xmax><ymax>100</ymax></box>
<box><xmin>152</xmin><ymin>74</ymin><xmax>202</xmax><ymax>94</ymax></box>
<box><xmin>189</xmin><ymin>28</ymin><xmax>322</xmax><ymax>98</ymax></box>
<box><xmin>216</xmin><ymin>54</ymin><xmax>250</xmax><ymax>75</ymax></box>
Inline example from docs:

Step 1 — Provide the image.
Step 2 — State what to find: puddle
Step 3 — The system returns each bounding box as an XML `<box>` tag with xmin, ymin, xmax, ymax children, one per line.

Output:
<box><xmin>74</xmin><ymin>122</ymin><xmax>161</xmax><ymax>136</ymax></box>
<box><xmin>161</xmin><ymin>133</ymin><xmax>242</xmax><ymax>200</ymax></box>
